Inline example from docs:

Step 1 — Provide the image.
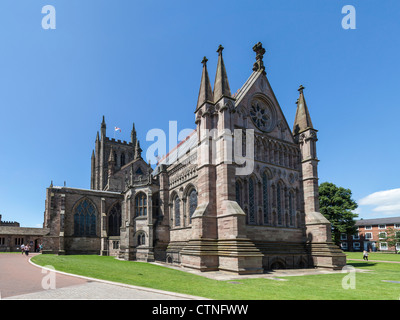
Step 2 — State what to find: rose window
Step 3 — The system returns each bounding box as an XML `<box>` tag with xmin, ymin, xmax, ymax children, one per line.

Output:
<box><xmin>249</xmin><ymin>100</ymin><xmax>273</xmax><ymax>132</ymax></box>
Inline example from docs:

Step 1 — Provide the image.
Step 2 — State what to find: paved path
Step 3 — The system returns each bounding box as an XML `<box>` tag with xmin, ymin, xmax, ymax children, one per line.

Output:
<box><xmin>348</xmin><ymin>258</ymin><xmax>400</xmax><ymax>264</ymax></box>
<box><xmin>0</xmin><ymin>253</ymin><xmax>205</xmax><ymax>300</ymax></box>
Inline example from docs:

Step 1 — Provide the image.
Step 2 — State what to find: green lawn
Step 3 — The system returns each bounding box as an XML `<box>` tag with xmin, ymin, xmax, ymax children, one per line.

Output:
<box><xmin>346</xmin><ymin>251</ymin><xmax>400</xmax><ymax>262</ymax></box>
<box><xmin>31</xmin><ymin>254</ymin><xmax>400</xmax><ymax>300</ymax></box>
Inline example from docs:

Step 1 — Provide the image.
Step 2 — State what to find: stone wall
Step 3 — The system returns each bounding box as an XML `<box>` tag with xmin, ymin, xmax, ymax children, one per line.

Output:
<box><xmin>43</xmin><ymin>186</ymin><xmax>122</xmax><ymax>255</ymax></box>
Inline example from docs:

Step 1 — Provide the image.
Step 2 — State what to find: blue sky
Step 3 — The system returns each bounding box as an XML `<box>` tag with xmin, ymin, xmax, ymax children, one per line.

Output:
<box><xmin>0</xmin><ymin>0</ymin><xmax>399</xmax><ymax>226</ymax></box>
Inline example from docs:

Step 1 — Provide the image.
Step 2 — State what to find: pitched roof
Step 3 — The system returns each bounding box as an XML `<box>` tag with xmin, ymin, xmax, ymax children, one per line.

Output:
<box><xmin>0</xmin><ymin>226</ymin><xmax>49</xmax><ymax>236</ymax></box>
<box><xmin>356</xmin><ymin>216</ymin><xmax>400</xmax><ymax>226</ymax></box>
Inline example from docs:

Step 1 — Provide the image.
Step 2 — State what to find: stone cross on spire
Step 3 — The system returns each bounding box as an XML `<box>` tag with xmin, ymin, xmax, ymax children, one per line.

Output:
<box><xmin>213</xmin><ymin>44</ymin><xmax>232</xmax><ymax>103</ymax></box>
<box><xmin>196</xmin><ymin>56</ymin><xmax>214</xmax><ymax>111</ymax></box>
<box><xmin>293</xmin><ymin>84</ymin><xmax>314</xmax><ymax>135</ymax></box>
<box><xmin>217</xmin><ymin>44</ymin><xmax>224</xmax><ymax>55</ymax></box>
<box><xmin>252</xmin><ymin>42</ymin><xmax>266</xmax><ymax>75</ymax></box>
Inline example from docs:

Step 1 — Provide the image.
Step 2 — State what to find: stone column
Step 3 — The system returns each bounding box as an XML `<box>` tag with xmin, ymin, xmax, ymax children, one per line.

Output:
<box><xmin>180</xmin><ymin>109</ymin><xmax>219</xmax><ymax>272</ymax></box>
<box><xmin>100</xmin><ymin>197</ymin><xmax>108</xmax><ymax>255</ymax></box>
<box><xmin>58</xmin><ymin>194</ymin><xmax>66</xmax><ymax>255</ymax></box>
<box><xmin>298</xmin><ymin>130</ymin><xmax>346</xmax><ymax>270</ymax></box>
<box><xmin>146</xmin><ymin>192</ymin><xmax>154</xmax><ymax>261</ymax></box>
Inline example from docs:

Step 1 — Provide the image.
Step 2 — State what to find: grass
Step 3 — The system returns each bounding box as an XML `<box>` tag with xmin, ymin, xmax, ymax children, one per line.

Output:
<box><xmin>31</xmin><ymin>254</ymin><xmax>400</xmax><ymax>300</ymax></box>
<box><xmin>346</xmin><ymin>251</ymin><xmax>400</xmax><ymax>262</ymax></box>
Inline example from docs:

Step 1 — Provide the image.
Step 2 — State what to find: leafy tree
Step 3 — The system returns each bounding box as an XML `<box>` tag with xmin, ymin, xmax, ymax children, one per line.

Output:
<box><xmin>319</xmin><ymin>182</ymin><xmax>358</xmax><ymax>245</ymax></box>
<box><xmin>378</xmin><ymin>227</ymin><xmax>400</xmax><ymax>253</ymax></box>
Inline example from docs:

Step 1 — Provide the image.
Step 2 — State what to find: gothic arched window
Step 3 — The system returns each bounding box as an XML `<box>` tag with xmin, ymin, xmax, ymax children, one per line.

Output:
<box><xmin>262</xmin><ymin>173</ymin><xmax>269</xmax><ymax>225</ymax></box>
<box><xmin>108</xmin><ymin>202</ymin><xmax>121</xmax><ymax>236</ymax></box>
<box><xmin>289</xmin><ymin>192</ymin><xmax>295</xmax><ymax>227</ymax></box>
<box><xmin>277</xmin><ymin>184</ymin><xmax>282</xmax><ymax>225</ymax></box>
<box><xmin>152</xmin><ymin>192</ymin><xmax>160</xmax><ymax>218</ymax></box>
<box><xmin>121</xmin><ymin>153</ymin><xmax>126</xmax><ymax>166</ymax></box>
<box><xmin>188</xmin><ymin>189</ymin><xmax>197</xmax><ymax>222</ymax></box>
<box><xmin>249</xmin><ymin>178</ymin><xmax>256</xmax><ymax>224</ymax></box>
<box><xmin>137</xmin><ymin>233</ymin><xmax>145</xmax><ymax>246</ymax></box>
<box><xmin>135</xmin><ymin>193</ymin><xmax>147</xmax><ymax>217</ymax></box>
<box><xmin>174</xmin><ymin>196</ymin><xmax>181</xmax><ymax>227</ymax></box>
<box><xmin>74</xmin><ymin>199</ymin><xmax>97</xmax><ymax>237</ymax></box>
<box><xmin>235</xmin><ymin>181</ymin><xmax>242</xmax><ymax>208</ymax></box>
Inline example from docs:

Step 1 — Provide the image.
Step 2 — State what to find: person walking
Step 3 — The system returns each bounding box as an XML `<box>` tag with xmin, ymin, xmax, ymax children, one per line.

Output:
<box><xmin>363</xmin><ymin>250</ymin><xmax>369</xmax><ymax>261</ymax></box>
<box><xmin>24</xmin><ymin>245</ymin><xmax>30</xmax><ymax>256</ymax></box>
<box><xmin>21</xmin><ymin>244</ymin><xmax>25</xmax><ymax>255</ymax></box>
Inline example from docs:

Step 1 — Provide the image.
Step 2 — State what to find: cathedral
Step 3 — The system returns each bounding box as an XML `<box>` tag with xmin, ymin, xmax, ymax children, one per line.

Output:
<box><xmin>42</xmin><ymin>42</ymin><xmax>346</xmax><ymax>274</ymax></box>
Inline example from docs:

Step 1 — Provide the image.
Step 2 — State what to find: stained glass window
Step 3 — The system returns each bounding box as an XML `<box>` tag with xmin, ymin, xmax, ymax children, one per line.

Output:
<box><xmin>249</xmin><ymin>178</ymin><xmax>255</xmax><ymax>224</ymax></box>
<box><xmin>74</xmin><ymin>199</ymin><xmax>97</xmax><ymax>237</ymax></box>
<box><xmin>108</xmin><ymin>202</ymin><xmax>121</xmax><ymax>236</ymax></box>
<box><xmin>262</xmin><ymin>173</ymin><xmax>268</xmax><ymax>224</ymax></box>
<box><xmin>235</xmin><ymin>181</ymin><xmax>242</xmax><ymax>208</ymax></box>
<box><xmin>135</xmin><ymin>193</ymin><xmax>147</xmax><ymax>217</ymax></box>
<box><xmin>174</xmin><ymin>197</ymin><xmax>181</xmax><ymax>226</ymax></box>
<box><xmin>152</xmin><ymin>193</ymin><xmax>160</xmax><ymax>218</ymax></box>
<box><xmin>235</xmin><ymin>181</ymin><xmax>242</xmax><ymax>206</ymax></box>
<box><xmin>188</xmin><ymin>189</ymin><xmax>197</xmax><ymax>223</ymax></box>
<box><xmin>289</xmin><ymin>192</ymin><xmax>294</xmax><ymax>226</ymax></box>
<box><xmin>277</xmin><ymin>184</ymin><xmax>282</xmax><ymax>225</ymax></box>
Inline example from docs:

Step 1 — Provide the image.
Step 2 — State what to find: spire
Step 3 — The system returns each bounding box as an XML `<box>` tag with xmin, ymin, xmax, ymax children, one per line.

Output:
<box><xmin>252</xmin><ymin>42</ymin><xmax>266</xmax><ymax>75</ymax></box>
<box><xmin>108</xmin><ymin>147</ymin><xmax>115</xmax><ymax>163</ymax></box>
<box><xmin>131</xmin><ymin>122</ymin><xmax>137</xmax><ymax>144</ymax></box>
<box><xmin>108</xmin><ymin>147</ymin><xmax>115</xmax><ymax>177</ymax></box>
<box><xmin>101</xmin><ymin>115</ymin><xmax>106</xmax><ymax>138</ymax></box>
<box><xmin>213</xmin><ymin>45</ymin><xmax>231</xmax><ymax>103</ymax></box>
<box><xmin>293</xmin><ymin>85</ymin><xmax>314</xmax><ymax>135</ymax></box>
<box><xmin>195</xmin><ymin>56</ymin><xmax>214</xmax><ymax>111</ymax></box>
<box><xmin>134</xmin><ymin>140</ymin><xmax>142</xmax><ymax>159</ymax></box>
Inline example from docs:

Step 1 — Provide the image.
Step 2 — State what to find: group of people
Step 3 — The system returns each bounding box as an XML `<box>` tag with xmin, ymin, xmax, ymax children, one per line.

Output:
<box><xmin>20</xmin><ymin>243</ymin><xmax>43</xmax><ymax>256</ymax></box>
<box><xmin>20</xmin><ymin>244</ymin><xmax>30</xmax><ymax>256</ymax></box>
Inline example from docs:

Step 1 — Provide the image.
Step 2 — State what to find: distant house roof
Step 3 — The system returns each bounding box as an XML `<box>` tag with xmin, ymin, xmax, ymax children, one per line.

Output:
<box><xmin>356</xmin><ymin>217</ymin><xmax>400</xmax><ymax>226</ymax></box>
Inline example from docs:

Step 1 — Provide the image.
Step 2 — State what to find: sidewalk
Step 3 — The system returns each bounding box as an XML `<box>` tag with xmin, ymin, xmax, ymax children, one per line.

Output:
<box><xmin>347</xmin><ymin>258</ymin><xmax>400</xmax><ymax>264</ymax></box>
<box><xmin>0</xmin><ymin>253</ymin><xmax>206</xmax><ymax>300</ymax></box>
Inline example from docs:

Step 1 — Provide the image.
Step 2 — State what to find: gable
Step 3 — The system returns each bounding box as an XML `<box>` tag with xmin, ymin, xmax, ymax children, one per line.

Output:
<box><xmin>234</xmin><ymin>72</ymin><xmax>295</xmax><ymax>144</ymax></box>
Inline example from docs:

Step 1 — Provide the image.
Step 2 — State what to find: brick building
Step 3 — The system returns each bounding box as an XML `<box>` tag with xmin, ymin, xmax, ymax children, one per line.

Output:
<box><xmin>42</xmin><ymin>42</ymin><xmax>345</xmax><ymax>273</ymax></box>
<box><xmin>340</xmin><ymin>217</ymin><xmax>400</xmax><ymax>252</ymax></box>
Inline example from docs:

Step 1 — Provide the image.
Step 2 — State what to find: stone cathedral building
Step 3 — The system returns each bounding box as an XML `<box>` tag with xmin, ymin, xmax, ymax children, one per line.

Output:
<box><xmin>42</xmin><ymin>42</ymin><xmax>346</xmax><ymax>274</ymax></box>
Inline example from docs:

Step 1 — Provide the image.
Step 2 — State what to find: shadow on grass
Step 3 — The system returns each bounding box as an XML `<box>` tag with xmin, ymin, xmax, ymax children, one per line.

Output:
<box><xmin>347</xmin><ymin>261</ymin><xmax>377</xmax><ymax>268</ymax></box>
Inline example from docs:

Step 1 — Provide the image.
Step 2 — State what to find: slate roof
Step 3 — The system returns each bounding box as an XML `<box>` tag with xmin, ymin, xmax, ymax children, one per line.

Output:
<box><xmin>355</xmin><ymin>216</ymin><xmax>400</xmax><ymax>226</ymax></box>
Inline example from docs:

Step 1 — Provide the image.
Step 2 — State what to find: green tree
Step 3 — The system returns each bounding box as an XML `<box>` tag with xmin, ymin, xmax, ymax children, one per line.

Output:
<box><xmin>378</xmin><ymin>227</ymin><xmax>400</xmax><ymax>253</ymax></box>
<box><xmin>318</xmin><ymin>182</ymin><xmax>358</xmax><ymax>245</ymax></box>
